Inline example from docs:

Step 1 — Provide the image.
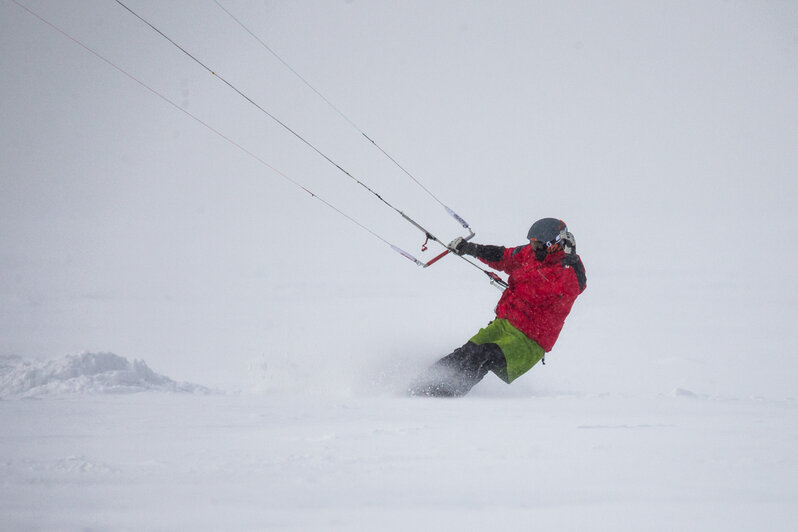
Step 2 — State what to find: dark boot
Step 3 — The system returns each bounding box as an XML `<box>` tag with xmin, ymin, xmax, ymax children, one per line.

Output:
<box><xmin>408</xmin><ymin>342</ymin><xmax>506</xmax><ymax>397</ymax></box>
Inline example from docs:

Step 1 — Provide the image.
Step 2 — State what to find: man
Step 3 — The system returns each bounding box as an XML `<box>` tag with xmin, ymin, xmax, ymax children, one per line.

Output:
<box><xmin>409</xmin><ymin>218</ymin><xmax>586</xmax><ymax>397</ymax></box>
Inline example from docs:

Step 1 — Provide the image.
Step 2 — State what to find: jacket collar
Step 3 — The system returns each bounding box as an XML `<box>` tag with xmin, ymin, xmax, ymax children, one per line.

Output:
<box><xmin>540</xmin><ymin>249</ymin><xmax>565</xmax><ymax>265</ymax></box>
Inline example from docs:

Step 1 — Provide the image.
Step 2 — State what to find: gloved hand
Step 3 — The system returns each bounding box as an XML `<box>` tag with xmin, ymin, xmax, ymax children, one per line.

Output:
<box><xmin>559</xmin><ymin>230</ymin><xmax>576</xmax><ymax>254</ymax></box>
<box><xmin>448</xmin><ymin>236</ymin><xmax>467</xmax><ymax>255</ymax></box>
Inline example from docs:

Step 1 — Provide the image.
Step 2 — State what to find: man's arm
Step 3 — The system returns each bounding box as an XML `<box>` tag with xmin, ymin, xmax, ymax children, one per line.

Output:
<box><xmin>450</xmin><ymin>238</ymin><xmax>526</xmax><ymax>274</ymax></box>
<box><xmin>457</xmin><ymin>242</ymin><xmax>505</xmax><ymax>263</ymax></box>
<box><xmin>562</xmin><ymin>253</ymin><xmax>587</xmax><ymax>293</ymax></box>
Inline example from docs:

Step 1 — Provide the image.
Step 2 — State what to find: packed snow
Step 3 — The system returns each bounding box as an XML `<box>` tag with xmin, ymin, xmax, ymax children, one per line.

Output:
<box><xmin>2</xmin><ymin>1</ymin><xmax>797</xmax><ymax>531</ymax></box>
<box><xmin>1</xmin><ymin>357</ymin><xmax>796</xmax><ymax>531</ymax></box>
<box><xmin>0</xmin><ymin>352</ymin><xmax>211</xmax><ymax>397</ymax></box>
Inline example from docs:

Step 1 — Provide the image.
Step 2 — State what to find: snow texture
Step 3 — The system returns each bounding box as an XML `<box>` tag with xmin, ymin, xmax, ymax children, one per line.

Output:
<box><xmin>0</xmin><ymin>352</ymin><xmax>210</xmax><ymax>398</ymax></box>
<box><xmin>1</xmin><ymin>385</ymin><xmax>796</xmax><ymax>531</ymax></box>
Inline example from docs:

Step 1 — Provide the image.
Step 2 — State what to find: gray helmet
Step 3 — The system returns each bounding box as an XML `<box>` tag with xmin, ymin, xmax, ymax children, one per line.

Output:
<box><xmin>527</xmin><ymin>217</ymin><xmax>575</xmax><ymax>254</ymax></box>
<box><xmin>526</xmin><ymin>218</ymin><xmax>568</xmax><ymax>248</ymax></box>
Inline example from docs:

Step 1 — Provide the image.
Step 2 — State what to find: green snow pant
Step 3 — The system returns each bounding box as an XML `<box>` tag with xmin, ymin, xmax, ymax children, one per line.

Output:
<box><xmin>469</xmin><ymin>318</ymin><xmax>545</xmax><ymax>383</ymax></box>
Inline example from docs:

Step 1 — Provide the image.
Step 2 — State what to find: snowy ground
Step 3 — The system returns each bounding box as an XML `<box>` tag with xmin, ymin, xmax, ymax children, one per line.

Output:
<box><xmin>1</xmin><ymin>354</ymin><xmax>797</xmax><ymax>531</ymax></box>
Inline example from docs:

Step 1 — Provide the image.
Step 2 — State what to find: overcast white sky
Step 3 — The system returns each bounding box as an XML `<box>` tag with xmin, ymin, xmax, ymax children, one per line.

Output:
<box><xmin>1</xmin><ymin>0</ymin><xmax>796</xmax><ymax>392</ymax></box>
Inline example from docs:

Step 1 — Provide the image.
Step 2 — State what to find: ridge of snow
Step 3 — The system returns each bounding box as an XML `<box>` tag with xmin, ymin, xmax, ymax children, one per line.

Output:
<box><xmin>0</xmin><ymin>352</ymin><xmax>211</xmax><ymax>398</ymax></box>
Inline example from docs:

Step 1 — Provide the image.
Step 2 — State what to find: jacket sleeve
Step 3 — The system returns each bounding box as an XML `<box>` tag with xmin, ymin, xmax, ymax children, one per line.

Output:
<box><xmin>562</xmin><ymin>253</ymin><xmax>587</xmax><ymax>293</ymax></box>
<box><xmin>460</xmin><ymin>243</ymin><xmax>526</xmax><ymax>274</ymax></box>
<box><xmin>459</xmin><ymin>242</ymin><xmax>504</xmax><ymax>262</ymax></box>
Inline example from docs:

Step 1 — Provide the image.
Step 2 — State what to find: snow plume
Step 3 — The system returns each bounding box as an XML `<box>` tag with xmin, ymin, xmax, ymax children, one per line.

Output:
<box><xmin>245</xmin><ymin>347</ymin><xmax>430</xmax><ymax>398</ymax></box>
<box><xmin>0</xmin><ymin>353</ymin><xmax>211</xmax><ymax>398</ymax></box>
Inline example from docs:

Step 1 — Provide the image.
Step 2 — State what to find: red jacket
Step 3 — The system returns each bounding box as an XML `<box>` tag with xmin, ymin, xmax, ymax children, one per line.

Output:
<box><xmin>479</xmin><ymin>245</ymin><xmax>586</xmax><ymax>352</ymax></box>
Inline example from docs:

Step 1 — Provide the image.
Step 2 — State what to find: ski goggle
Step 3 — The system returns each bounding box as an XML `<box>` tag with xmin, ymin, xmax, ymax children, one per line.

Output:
<box><xmin>530</xmin><ymin>233</ymin><xmax>562</xmax><ymax>253</ymax></box>
<box><xmin>532</xmin><ymin>227</ymin><xmax>576</xmax><ymax>254</ymax></box>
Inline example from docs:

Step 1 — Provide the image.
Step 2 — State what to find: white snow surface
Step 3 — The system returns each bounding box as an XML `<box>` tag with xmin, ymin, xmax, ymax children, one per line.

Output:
<box><xmin>0</xmin><ymin>352</ymin><xmax>210</xmax><ymax>397</ymax></box>
<box><xmin>1</xmin><ymin>382</ymin><xmax>796</xmax><ymax>531</ymax></box>
<box><xmin>2</xmin><ymin>1</ymin><xmax>798</xmax><ymax>530</ymax></box>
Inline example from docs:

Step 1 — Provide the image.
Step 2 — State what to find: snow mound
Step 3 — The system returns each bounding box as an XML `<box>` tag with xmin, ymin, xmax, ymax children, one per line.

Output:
<box><xmin>0</xmin><ymin>353</ymin><xmax>211</xmax><ymax>398</ymax></box>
